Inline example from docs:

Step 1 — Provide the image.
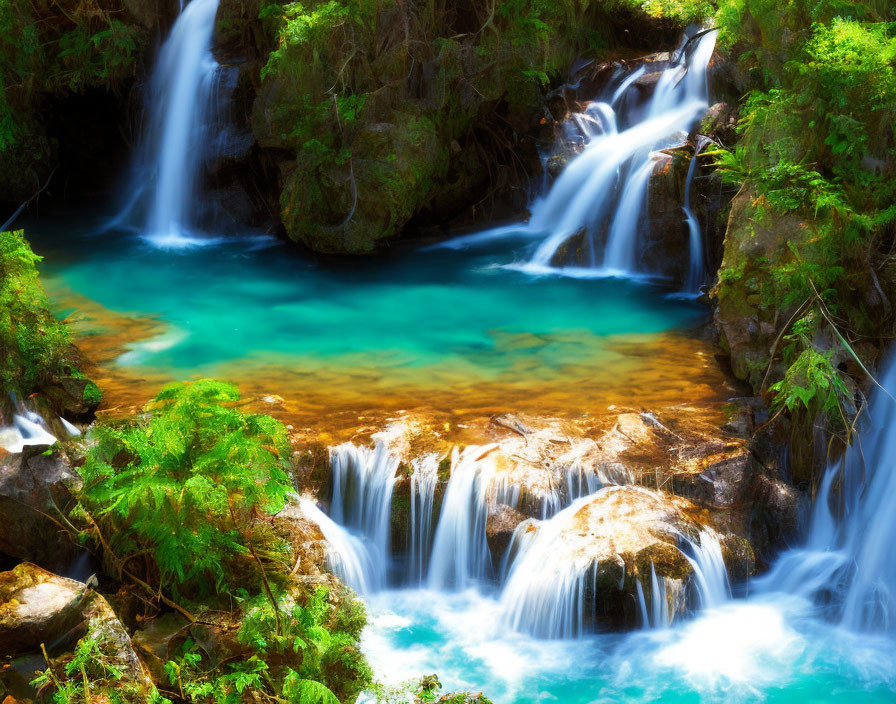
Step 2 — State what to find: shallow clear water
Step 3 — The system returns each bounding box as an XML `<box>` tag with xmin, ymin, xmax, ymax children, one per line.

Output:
<box><xmin>363</xmin><ymin>589</ymin><xmax>896</xmax><ymax>703</ymax></box>
<box><xmin>27</xmin><ymin>219</ymin><xmax>703</xmax><ymax>397</ymax></box>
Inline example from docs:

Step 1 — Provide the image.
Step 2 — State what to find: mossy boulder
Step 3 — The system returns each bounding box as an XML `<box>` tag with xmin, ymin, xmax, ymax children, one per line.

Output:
<box><xmin>0</xmin><ymin>563</ymin><xmax>158</xmax><ymax>703</ymax></box>
<box><xmin>713</xmin><ymin>187</ymin><xmax>813</xmax><ymax>390</ymax></box>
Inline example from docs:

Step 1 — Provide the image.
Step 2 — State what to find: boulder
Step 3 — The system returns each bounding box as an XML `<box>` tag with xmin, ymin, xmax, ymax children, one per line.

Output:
<box><xmin>501</xmin><ymin>485</ymin><xmax>739</xmax><ymax>630</ymax></box>
<box><xmin>713</xmin><ymin>187</ymin><xmax>810</xmax><ymax>390</ymax></box>
<box><xmin>0</xmin><ymin>563</ymin><xmax>155</xmax><ymax>702</ymax></box>
<box><xmin>0</xmin><ymin>564</ymin><xmax>92</xmax><ymax>655</ymax></box>
<box><xmin>0</xmin><ymin>448</ymin><xmax>83</xmax><ymax>573</ymax></box>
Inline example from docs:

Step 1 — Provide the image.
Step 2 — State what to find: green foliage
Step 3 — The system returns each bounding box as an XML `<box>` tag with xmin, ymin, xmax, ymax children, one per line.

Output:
<box><xmin>0</xmin><ymin>229</ymin><xmax>76</xmax><ymax>396</ymax></box>
<box><xmin>770</xmin><ymin>346</ymin><xmax>850</xmax><ymax>422</ymax></box>
<box><xmin>713</xmin><ymin>4</ymin><xmax>896</xmax><ymax>401</ymax></box>
<box><xmin>77</xmin><ymin>379</ymin><xmax>293</xmax><ymax>598</ymax></box>
<box><xmin>0</xmin><ymin>0</ymin><xmax>148</xmax><ymax>192</ymax></box>
<box><xmin>369</xmin><ymin>674</ymin><xmax>493</xmax><ymax>704</ymax></box>
<box><xmin>164</xmin><ymin>587</ymin><xmax>371</xmax><ymax>704</ymax></box>
<box><xmin>31</xmin><ymin>623</ymin><xmax>165</xmax><ymax>704</ymax></box>
<box><xmin>83</xmin><ymin>380</ymin><xmax>103</xmax><ymax>405</ymax></box>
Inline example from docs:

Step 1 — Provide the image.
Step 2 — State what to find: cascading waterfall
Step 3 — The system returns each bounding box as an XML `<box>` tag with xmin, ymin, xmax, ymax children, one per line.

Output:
<box><xmin>115</xmin><ymin>0</ymin><xmax>223</xmax><ymax>247</ymax></box>
<box><xmin>329</xmin><ymin>442</ymin><xmax>398</xmax><ymax>590</ymax></box>
<box><xmin>530</xmin><ymin>30</ymin><xmax>716</xmax><ymax>272</ymax></box>
<box><xmin>682</xmin><ymin>136</ymin><xmax>712</xmax><ymax>293</ymax></box>
<box><xmin>434</xmin><ymin>29</ymin><xmax>717</xmax><ymax>282</ymax></box>
<box><xmin>681</xmin><ymin>530</ymin><xmax>730</xmax><ymax>609</ymax></box>
<box><xmin>0</xmin><ymin>414</ymin><xmax>57</xmax><ymax>454</ymax></box>
<box><xmin>428</xmin><ymin>445</ymin><xmax>497</xmax><ymax>590</ymax></box>
<box><xmin>760</xmin><ymin>354</ymin><xmax>896</xmax><ymax>633</ymax></box>
<box><xmin>499</xmin><ymin>496</ymin><xmax>598</xmax><ymax>638</ymax></box>
<box><xmin>300</xmin><ymin>498</ymin><xmax>381</xmax><ymax>595</ymax></box>
<box><xmin>408</xmin><ymin>454</ymin><xmax>439</xmax><ymax>584</ymax></box>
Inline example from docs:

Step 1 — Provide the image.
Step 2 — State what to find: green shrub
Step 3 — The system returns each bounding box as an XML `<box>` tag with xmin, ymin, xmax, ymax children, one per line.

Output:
<box><xmin>77</xmin><ymin>379</ymin><xmax>293</xmax><ymax>599</ymax></box>
<box><xmin>164</xmin><ymin>587</ymin><xmax>372</xmax><ymax>704</ymax></box>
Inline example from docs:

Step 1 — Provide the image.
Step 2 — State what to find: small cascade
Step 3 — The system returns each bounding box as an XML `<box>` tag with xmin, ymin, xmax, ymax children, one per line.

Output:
<box><xmin>300</xmin><ymin>498</ymin><xmax>382</xmax><ymax>595</ymax></box>
<box><xmin>682</xmin><ymin>136</ymin><xmax>712</xmax><ymax>293</ymax></box>
<box><xmin>636</xmin><ymin>563</ymin><xmax>670</xmax><ymax>629</ymax></box>
<box><xmin>408</xmin><ymin>454</ymin><xmax>439</xmax><ymax>585</ymax></box>
<box><xmin>0</xmin><ymin>403</ymin><xmax>57</xmax><ymax>453</ymax></box>
<box><xmin>428</xmin><ymin>445</ymin><xmax>497</xmax><ymax>590</ymax></box>
<box><xmin>761</xmin><ymin>354</ymin><xmax>896</xmax><ymax>634</ymax></box>
<box><xmin>330</xmin><ymin>442</ymin><xmax>399</xmax><ymax>585</ymax></box>
<box><xmin>435</xmin><ymin>29</ymin><xmax>718</xmax><ymax>282</ymax></box>
<box><xmin>116</xmin><ymin>0</ymin><xmax>224</xmax><ymax>247</ymax></box>
<box><xmin>681</xmin><ymin>530</ymin><xmax>730</xmax><ymax>609</ymax></box>
<box><xmin>500</xmin><ymin>496</ymin><xmax>597</xmax><ymax>638</ymax></box>
<box><xmin>60</xmin><ymin>417</ymin><xmax>81</xmax><ymax>437</ymax></box>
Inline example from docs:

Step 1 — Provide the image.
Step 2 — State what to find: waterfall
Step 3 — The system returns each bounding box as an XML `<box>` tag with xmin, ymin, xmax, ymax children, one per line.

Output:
<box><xmin>434</xmin><ymin>29</ymin><xmax>718</xmax><ymax>282</ymax></box>
<box><xmin>603</xmin><ymin>158</ymin><xmax>658</xmax><ymax>272</ymax></box>
<box><xmin>115</xmin><ymin>0</ymin><xmax>223</xmax><ymax>248</ymax></box>
<box><xmin>636</xmin><ymin>563</ymin><xmax>671</xmax><ymax>629</ymax></box>
<box><xmin>0</xmin><ymin>414</ymin><xmax>57</xmax><ymax>453</ymax></box>
<box><xmin>681</xmin><ymin>530</ymin><xmax>730</xmax><ymax>609</ymax></box>
<box><xmin>408</xmin><ymin>454</ymin><xmax>439</xmax><ymax>585</ymax></box>
<box><xmin>329</xmin><ymin>442</ymin><xmax>398</xmax><ymax>588</ymax></box>
<box><xmin>300</xmin><ymin>498</ymin><xmax>382</xmax><ymax>595</ymax></box>
<box><xmin>760</xmin><ymin>355</ymin><xmax>896</xmax><ymax>633</ymax></box>
<box><xmin>500</xmin><ymin>496</ymin><xmax>597</xmax><ymax>638</ymax></box>
<box><xmin>427</xmin><ymin>445</ymin><xmax>497</xmax><ymax>590</ymax></box>
<box><xmin>682</xmin><ymin>136</ymin><xmax>711</xmax><ymax>293</ymax></box>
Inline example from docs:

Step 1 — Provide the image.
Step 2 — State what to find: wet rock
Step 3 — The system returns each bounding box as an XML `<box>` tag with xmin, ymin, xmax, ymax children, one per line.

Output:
<box><xmin>0</xmin><ymin>564</ymin><xmax>154</xmax><ymax>703</ymax></box>
<box><xmin>504</xmin><ymin>485</ymin><xmax>744</xmax><ymax>630</ymax></box>
<box><xmin>132</xmin><ymin>612</ymin><xmax>191</xmax><ymax>681</ymax></box>
<box><xmin>713</xmin><ymin>187</ymin><xmax>810</xmax><ymax>390</ymax></box>
<box><xmin>41</xmin><ymin>375</ymin><xmax>101</xmax><ymax>418</ymax></box>
<box><xmin>485</xmin><ymin>504</ymin><xmax>528</xmax><ymax>567</ymax></box>
<box><xmin>0</xmin><ymin>448</ymin><xmax>83</xmax><ymax>574</ymax></box>
<box><xmin>672</xmin><ymin>444</ymin><xmax>756</xmax><ymax>508</ymax></box>
<box><xmin>700</xmin><ymin>102</ymin><xmax>738</xmax><ymax>145</ymax></box>
<box><xmin>271</xmin><ymin>496</ymin><xmax>329</xmax><ymax>579</ymax></box>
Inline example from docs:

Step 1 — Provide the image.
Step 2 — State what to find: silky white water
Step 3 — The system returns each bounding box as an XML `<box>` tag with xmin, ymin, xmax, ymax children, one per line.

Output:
<box><xmin>434</xmin><ymin>29</ymin><xmax>718</xmax><ymax>282</ymax></box>
<box><xmin>427</xmin><ymin>445</ymin><xmax>497</xmax><ymax>590</ymax></box>
<box><xmin>113</xmin><ymin>0</ymin><xmax>222</xmax><ymax>248</ymax></box>
<box><xmin>330</xmin><ymin>443</ymin><xmax>398</xmax><ymax>591</ymax></box>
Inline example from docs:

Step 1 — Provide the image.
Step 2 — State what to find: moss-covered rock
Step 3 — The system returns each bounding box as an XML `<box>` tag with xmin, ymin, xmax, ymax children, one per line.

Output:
<box><xmin>0</xmin><ymin>563</ymin><xmax>159</xmax><ymax>703</ymax></box>
<box><xmin>712</xmin><ymin>188</ymin><xmax>813</xmax><ymax>389</ymax></box>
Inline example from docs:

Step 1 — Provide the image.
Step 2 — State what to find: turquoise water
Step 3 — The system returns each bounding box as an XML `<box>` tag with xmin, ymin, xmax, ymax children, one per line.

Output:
<box><xmin>26</xmin><ymin>219</ymin><xmax>703</xmax><ymax>395</ymax></box>
<box><xmin>363</xmin><ymin>590</ymin><xmax>896</xmax><ymax>703</ymax></box>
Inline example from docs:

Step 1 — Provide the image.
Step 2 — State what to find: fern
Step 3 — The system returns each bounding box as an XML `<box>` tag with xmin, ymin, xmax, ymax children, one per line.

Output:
<box><xmin>77</xmin><ymin>379</ymin><xmax>293</xmax><ymax>599</ymax></box>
